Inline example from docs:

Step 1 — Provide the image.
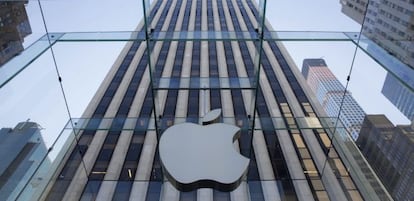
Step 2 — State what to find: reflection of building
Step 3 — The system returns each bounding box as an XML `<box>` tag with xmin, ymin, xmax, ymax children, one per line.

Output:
<box><xmin>0</xmin><ymin>1</ymin><xmax>32</xmax><ymax>66</ymax></box>
<box><xmin>0</xmin><ymin>121</ymin><xmax>49</xmax><ymax>201</ymax></box>
<box><xmin>357</xmin><ymin>115</ymin><xmax>414</xmax><ymax>201</ymax></box>
<box><xmin>382</xmin><ymin>73</ymin><xmax>414</xmax><ymax>121</ymax></box>
<box><xmin>43</xmin><ymin>0</ymin><xmax>374</xmax><ymax>200</ymax></box>
<box><xmin>302</xmin><ymin>58</ymin><xmax>366</xmax><ymax>140</ymax></box>
<box><xmin>341</xmin><ymin>0</ymin><xmax>414</xmax><ymax>122</ymax></box>
<box><xmin>340</xmin><ymin>0</ymin><xmax>414</xmax><ymax>68</ymax></box>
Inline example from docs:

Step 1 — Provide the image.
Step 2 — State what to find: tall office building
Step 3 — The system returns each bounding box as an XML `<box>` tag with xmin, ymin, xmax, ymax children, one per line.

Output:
<box><xmin>340</xmin><ymin>0</ymin><xmax>414</xmax><ymax>122</ymax></box>
<box><xmin>382</xmin><ymin>72</ymin><xmax>414</xmax><ymax>121</ymax></box>
<box><xmin>0</xmin><ymin>121</ymin><xmax>49</xmax><ymax>201</ymax></box>
<box><xmin>42</xmin><ymin>0</ymin><xmax>381</xmax><ymax>200</ymax></box>
<box><xmin>357</xmin><ymin>115</ymin><xmax>414</xmax><ymax>200</ymax></box>
<box><xmin>0</xmin><ymin>1</ymin><xmax>32</xmax><ymax>66</ymax></box>
<box><xmin>340</xmin><ymin>0</ymin><xmax>414</xmax><ymax>68</ymax></box>
<box><xmin>302</xmin><ymin>58</ymin><xmax>366</xmax><ymax>141</ymax></box>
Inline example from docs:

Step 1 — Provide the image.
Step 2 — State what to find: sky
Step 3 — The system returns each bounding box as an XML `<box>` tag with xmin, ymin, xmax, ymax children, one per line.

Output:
<box><xmin>0</xmin><ymin>0</ymin><xmax>411</xmax><ymax>149</ymax></box>
<box><xmin>265</xmin><ymin>0</ymin><xmax>410</xmax><ymax>125</ymax></box>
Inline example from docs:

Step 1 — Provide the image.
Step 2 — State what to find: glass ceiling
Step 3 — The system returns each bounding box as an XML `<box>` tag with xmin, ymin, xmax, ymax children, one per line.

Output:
<box><xmin>1</xmin><ymin>0</ymin><xmax>413</xmax><ymax>200</ymax></box>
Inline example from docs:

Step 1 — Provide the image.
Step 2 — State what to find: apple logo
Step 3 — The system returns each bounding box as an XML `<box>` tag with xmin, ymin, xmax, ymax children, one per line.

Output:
<box><xmin>159</xmin><ymin>109</ymin><xmax>250</xmax><ymax>192</ymax></box>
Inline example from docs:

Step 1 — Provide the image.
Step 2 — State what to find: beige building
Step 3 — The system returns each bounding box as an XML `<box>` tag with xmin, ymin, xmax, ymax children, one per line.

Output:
<box><xmin>36</xmin><ymin>0</ymin><xmax>391</xmax><ymax>200</ymax></box>
<box><xmin>340</xmin><ymin>0</ymin><xmax>414</xmax><ymax>68</ymax></box>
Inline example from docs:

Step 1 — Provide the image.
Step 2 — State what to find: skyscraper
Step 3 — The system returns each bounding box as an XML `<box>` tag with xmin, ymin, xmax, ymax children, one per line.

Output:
<box><xmin>340</xmin><ymin>0</ymin><xmax>414</xmax><ymax>68</ymax></box>
<box><xmin>0</xmin><ymin>1</ymin><xmax>32</xmax><ymax>66</ymax></box>
<box><xmin>301</xmin><ymin>58</ymin><xmax>366</xmax><ymax>140</ymax></box>
<box><xmin>357</xmin><ymin>115</ymin><xmax>414</xmax><ymax>200</ymax></box>
<box><xmin>0</xmin><ymin>121</ymin><xmax>49</xmax><ymax>201</ymax></box>
<box><xmin>42</xmin><ymin>0</ymin><xmax>385</xmax><ymax>200</ymax></box>
<box><xmin>382</xmin><ymin>72</ymin><xmax>414</xmax><ymax>121</ymax></box>
<box><xmin>340</xmin><ymin>0</ymin><xmax>414</xmax><ymax>122</ymax></box>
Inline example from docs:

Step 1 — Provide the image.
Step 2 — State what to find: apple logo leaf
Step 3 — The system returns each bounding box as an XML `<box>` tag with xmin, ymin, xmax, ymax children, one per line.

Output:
<box><xmin>202</xmin><ymin>108</ymin><xmax>221</xmax><ymax>125</ymax></box>
<box><xmin>159</xmin><ymin>109</ymin><xmax>250</xmax><ymax>192</ymax></box>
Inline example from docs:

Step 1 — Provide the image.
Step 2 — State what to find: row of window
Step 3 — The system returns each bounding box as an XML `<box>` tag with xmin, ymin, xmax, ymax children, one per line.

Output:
<box><xmin>50</xmin><ymin>0</ymin><xmax>364</xmax><ymax>200</ymax></box>
<box><xmin>44</xmin><ymin>0</ymin><xmax>167</xmax><ymax>198</ymax></box>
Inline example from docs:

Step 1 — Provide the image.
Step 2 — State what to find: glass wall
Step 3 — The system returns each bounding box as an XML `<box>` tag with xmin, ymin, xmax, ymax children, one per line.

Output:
<box><xmin>1</xmin><ymin>0</ymin><xmax>412</xmax><ymax>200</ymax></box>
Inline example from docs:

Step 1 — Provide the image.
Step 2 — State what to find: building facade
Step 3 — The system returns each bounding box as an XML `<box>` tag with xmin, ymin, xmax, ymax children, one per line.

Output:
<box><xmin>340</xmin><ymin>0</ymin><xmax>414</xmax><ymax>68</ymax></box>
<box><xmin>382</xmin><ymin>72</ymin><xmax>414</xmax><ymax>121</ymax></box>
<box><xmin>42</xmin><ymin>0</ymin><xmax>380</xmax><ymax>200</ymax></box>
<box><xmin>340</xmin><ymin>0</ymin><xmax>414</xmax><ymax>123</ymax></box>
<box><xmin>0</xmin><ymin>1</ymin><xmax>31</xmax><ymax>66</ymax></box>
<box><xmin>301</xmin><ymin>58</ymin><xmax>366</xmax><ymax>140</ymax></box>
<box><xmin>0</xmin><ymin>121</ymin><xmax>49</xmax><ymax>201</ymax></box>
<box><xmin>357</xmin><ymin>115</ymin><xmax>414</xmax><ymax>200</ymax></box>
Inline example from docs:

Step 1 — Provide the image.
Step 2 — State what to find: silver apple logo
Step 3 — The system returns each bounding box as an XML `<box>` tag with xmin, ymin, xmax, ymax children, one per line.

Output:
<box><xmin>159</xmin><ymin>109</ymin><xmax>250</xmax><ymax>192</ymax></box>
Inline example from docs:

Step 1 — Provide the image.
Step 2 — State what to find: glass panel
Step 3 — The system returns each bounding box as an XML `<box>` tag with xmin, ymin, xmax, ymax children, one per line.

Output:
<box><xmin>0</xmin><ymin>49</ymin><xmax>69</xmax><ymax>147</ymax></box>
<box><xmin>57</xmin><ymin>32</ymin><xmax>146</xmax><ymax>42</ymax></box>
<box><xmin>65</xmin><ymin>117</ymin><xmax>347</xmax><ymax>132</ymax></box>
<box><xmin>0</xmin><ymin>50</ymin><xmax>71</xmax><ymax>200</ymax></box>
<box><xmin>281</xmin><ymin>41</ymin><xmax>362</xmax><ymax>140</ymax></box>
<box><xmin>347</xmin><ymin>47</ymin><xmax>412</xmax><ymax>126</ymax></box>
<box><xmin>0</xmin><ymin>36</ymin><xmax>56</xmax><ymax>87</ymax></box>
<box><xmin>265</xmin><ymin>31</ymin><xmax>356</xmax><ymax>41</ymax></box>
<box><xmin>34</xmin><ymin>0</ymin><xmax>143</xmax><ymax>32</ymax></box>
<box><xmin>68</xmin><ymin>118</ymin><xmax>156</xmax><ymax>132</ymax></box>
<box><xmin>142</xmin><ymin>0</ymin><xmax>152</xmax><ymax>35</ymax></box>
<box><xmin>151</xmin><ymin>31</ymin><xmax>257</xmax><ymax>41</ymax></box>
<box><xmin>327</xmin><ymin>127</ymin><xmax>392</xmax><ymax>201</ymax></box>
<box><xmin>3</xmin><ymin>0</ymin><xmax>413</xmax><ymax>201</ymax></box>
<box><xmin>1</xmin><ymin>1</ymin><xmax>47</xmax><ymax>86</ymax></box>
<box><xmin>48</xmin><ymin>41</ymin><xmax>128</xmax><ymax>118</ymax></box>
<box><xmin>16</xmin><ymin>128</ymin><xmax>79</xmax><ymax>201</ymax></box>
<box><xmin>155</xmin><ymin>77</ymin><xmax>254</xmax><ymax>89</ymax></box>
<box><xmin>266</xmin><ymin>1</ymin><xmax>362</xmax><ymax>32</ymax></box>
<box><xmin>357</xmin><ymin>0</ymin><xmax>414</xmax><ymax>70</ymax></box>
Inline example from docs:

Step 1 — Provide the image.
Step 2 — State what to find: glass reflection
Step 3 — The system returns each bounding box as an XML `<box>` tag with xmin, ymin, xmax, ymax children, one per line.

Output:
<box><xmin>1</xmin><ymin>0</ymin><xmax>413</xmax><ymax>201</ymax></box>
